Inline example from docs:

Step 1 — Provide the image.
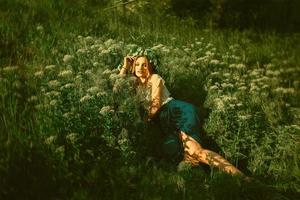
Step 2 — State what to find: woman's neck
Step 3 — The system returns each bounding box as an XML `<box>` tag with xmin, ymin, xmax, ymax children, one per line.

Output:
<box><xmin>139</xmin><ymin>77</ymin><xmax>147</xmax><ymax>84</ymax></box>
<box><xmin>138</xmin><ymin>74</ymin><xmax>152</xmax><ymax>84</ymax></box>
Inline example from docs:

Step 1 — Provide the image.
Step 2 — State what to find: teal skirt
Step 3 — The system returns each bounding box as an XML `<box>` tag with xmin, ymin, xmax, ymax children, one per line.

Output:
<box><xmin>155</xmin><ymin>99</ymin><xmax>202</xmax><ymax>162</ymax></box>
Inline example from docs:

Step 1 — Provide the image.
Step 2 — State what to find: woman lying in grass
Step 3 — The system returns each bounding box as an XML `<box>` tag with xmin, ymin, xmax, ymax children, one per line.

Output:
<box><xmin>119</xmin><ymin>48</ymin><xmax>248</xmax><ymax>179</ymax></box>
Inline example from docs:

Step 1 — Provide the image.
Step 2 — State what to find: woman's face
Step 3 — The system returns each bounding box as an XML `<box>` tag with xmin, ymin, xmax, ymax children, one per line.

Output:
<box><xmin>134</xmin><ymin>57</ymin><xmax>151</xmax><ymax>79</ymax></box>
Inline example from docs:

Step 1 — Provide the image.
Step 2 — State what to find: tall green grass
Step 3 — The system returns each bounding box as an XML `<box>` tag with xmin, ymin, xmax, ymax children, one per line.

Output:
<box><xmin>1</xmin><ymin>0</ymin><xmax>300</xmax><ymax>199</ymax></box>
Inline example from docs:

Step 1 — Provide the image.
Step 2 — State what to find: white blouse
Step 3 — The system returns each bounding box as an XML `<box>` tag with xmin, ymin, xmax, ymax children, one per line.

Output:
<box><xmin>137</xmin><ymin>74</ymin><xmax>173</xmax><ymax>111</ymax></box>
<box><xmin>149</xmin><ymin>74</ymin><xmax>173</xmax><ymax>106</ymax></box>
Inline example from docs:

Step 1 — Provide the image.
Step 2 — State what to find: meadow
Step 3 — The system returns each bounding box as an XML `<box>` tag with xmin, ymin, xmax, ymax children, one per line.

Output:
<box><xmin>1</xmin><ymin>0</ymin><xmax>300</xmax><ymax>199</ymax></box>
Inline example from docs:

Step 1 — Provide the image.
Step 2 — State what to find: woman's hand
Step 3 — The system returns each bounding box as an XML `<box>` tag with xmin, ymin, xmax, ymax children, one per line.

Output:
<box><xmin>122</xmin><ymin>56</ymin><xmax>135</xmax><ymax>70</ymax></box>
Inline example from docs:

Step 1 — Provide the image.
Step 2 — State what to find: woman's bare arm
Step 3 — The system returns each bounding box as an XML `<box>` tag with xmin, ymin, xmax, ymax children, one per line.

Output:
<box><xmin>149</xmin><ymin>80</ymin><xmax>163</xmax><ymax>119</ymax></box>
<box><xmin>119</xmin><ymin>56</ymin><xmax>134</xmax><ymax>75</ymax></box>
<box><xmin>119</xmin><ymin>66</ymin><xmax>127</xmax><ymax>75</ymax></box>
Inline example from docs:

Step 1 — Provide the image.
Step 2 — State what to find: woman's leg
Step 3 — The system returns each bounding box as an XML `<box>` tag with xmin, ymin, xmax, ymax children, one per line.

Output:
<box><xmin>179</xmin><ymin>131</ymin><xmax>244</xmax><ymax>176</ymax></box>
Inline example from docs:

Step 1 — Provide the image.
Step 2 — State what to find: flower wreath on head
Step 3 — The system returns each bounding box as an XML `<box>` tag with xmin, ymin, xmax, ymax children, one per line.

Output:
<box><xmin>132</xmin><ymin>47</ymin><xmax>160</xmax><ymax>74</ymax></box>
<box><xmin>118</xmin><ymin>47</ymin><xmax>160</xmax><ymax>74</ymax></box>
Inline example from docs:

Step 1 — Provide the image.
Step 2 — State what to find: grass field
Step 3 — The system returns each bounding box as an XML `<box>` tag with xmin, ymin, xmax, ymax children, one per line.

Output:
<box><xmin>1</xmin><ymin>0</ymin><xmax>300</xmax><ymax>199</ymax></box>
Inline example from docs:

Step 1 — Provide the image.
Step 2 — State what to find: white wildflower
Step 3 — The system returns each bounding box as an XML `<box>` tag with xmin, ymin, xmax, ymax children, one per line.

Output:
<box><xmin>238</xmin><ymin>86</ymin><xmax>247</xmax><ymax>91</ymax></box>
<box><xmin>273</xmin><ymin>70</ymin><xmax>280</xmax><ymax>76</ymax></box>
<box><xmin>221</xmin><ymin>94</ymin><xmax>235</xmax><ymax>102</ymax></box>
<box><xmin>34</xmin><ymin>71</ymin><xmax>44</xmax><ymax>78</ymax></box>
<box><xmin>250</xmin><ymin>70</ymin><xmax>260</xmax><ymax>77</ymax></box>
<box><xmin>221</xmin><ymin>83</ymin><xmax>234</xmax><ymax>88</ymax></box>
<box><xmin>50</xmin><ymin>100</ymin><xmax>58</xmax><ymax>106</ymax></box>
<box><xmin>262</xmin><ymin>85</ymin><xmax>269</xmax><ymax>89</ymax></box>
<box><xmin>210</xmin><ymin>72</ymin><xmax>220</xmax><ymax>76</ymax></box>
<box><xmin>151</xmin><ymin>44</ymin><xmax>164</xmax><ymax>50</ymax></box>
<box><xmin>224</xmin><ymin>78</ymin><xmax>230</xmax><ymax>83</ymax></box>
<box><xmin>84</xmin><ymin>36</ymin><xmax>94</xmax><ymax>43</ymax></box>
<box><xmin>236</xmin><ymin>63</ymin><xmax>246</xmax><ymax>69</ymax></box>
<box><xmin>229</xmin><ymin>45</ymin><xmax>235</xmax><ymax>50</ymax></box>
<box><xmin>230</xmin><ymin>55</ymin><xmax>238</xmax><ymax>60</ymax></box>
<box><xmin>113</xmin><ymin>78</ymin><xmax>127</xmax><ymax>93</ymax></box>
<box><xmin>63</xmin><ymin>54</ymin><xmax>74</xmax><ymax>63</ymax></box>
<box><xmin>45</xmin><ymin>135</ymin><xmax>57</xmax><ymax>145</ymax></box>
<box><xmin>236</xmin><ymin>103</ymin><xmax>243</xmax><ymax>107</ymax></box>
<box><xmin>61</xmin><ymin>83</ymin><xmax>75</xmax><ymax>90</ymax></box>
<box><xmin>229</xmin><ymin>104</ymin><xmax>235</xmax><ymax>108</ymax></box>
<box><xmin>205</xmin><ymin>51</ymin><xmax>213</xmax><ymax>56</ymax></box>
<box><xmin>63</xmin><ymin>112</ymin><xmax>72</xmax><ymax>118</ymax></box>
<box><xmin>290</xmin><ymin>125</ymin><xmax>300</xmax><ymax>131</ymax></box>
<box><xmin>250</xmin><ymin>84</ymin><xmax>259</xmax><ymax>92</ymax></box>
<box><xmin>109</xmin><ymin>73</ymin><xmax>119</xmax><ymax>82</ymax></box>
<box><xmin>36</xmin><ymin>25</ymin><xmax>44</xmax><ymax>32</ymax></box>
<box><xmin>86</xmin><ymin>149</ymin><xmax>94</xmax><ymax>157</ymax></box>
<box><xmin>2</xmin><ymin>66</ymin><xmax>19</xmax><ymax>73</ymax></box>
<box><xmin>210</xmin><ymin>59</ymin><xmax>220</xmax><ymax>65</ymax></box>
<box><xmin>96</xmin><ymin>91</ymin><xmax>108</xmax><ymax>98</ymax></box>
<box><xmin>98</xmin><ymin>46</ymin><xmax>104</xmax><ymax>52</ymax></box>
<box><xmin>85</xmin><ymin>69</ymin><xmax>93</xmax><ymax>75</ymax></box>
<box><xmin>232</xmin><ymin>75</ymin><xmax>240</xmax><ymax>81</ymax></box>
<box><xmin>184</xmin><ymin>48</ymin><xmax>191</xmax><ymax>52</ymax></box>
<box><xmin>34</xmin><ymin>104</ymin><xmax>43</xmax><ymax>110</ymax></box>
<box><xmin>223</xmin><ymin>73</ymin><xmax>231</xmax><ymax>77</ymax></box>
<box><xmin>273</xmin><ymin>87</ymin><xmax>285</xmax><ymax>94</ymax></box>
<box><xmin>272</xmin><ymin>87</ymin><xmax>295</xmax><ymax>94</ymax></box>
<box><xmin>206</xmin><ymin>43</ymin><xmax>213</xmax><ymax>48</ymax></box>
<box><xmin>80</xmin><ymin>95</ymin><xmax>93</xmax><ymax>103</ymax></box>
<box><xmin>214</xmin><ymin>98</ymin><xmax>225</xmax><ymax>112</ymax></box>
<box><xmin>190</xmin><ymin>62</ymin><xmax>197</xmax><ymax>67</ymax></box>
<box><xmin>91</xmin><ymin>44</ymin><xmax>101</xmax><ymax>50</ymax></box>
<box><xmin>55</xmin><ymin>146</ymin><xmax>65</xmax><ymax>155</ymax></box>
<box><xmin>197</xmin><ymin>56</ymin><xmax>209</xmax><ymax>62</ymax></box>
<box><xmin>162</xmin><ymin>46</ymin><xmax>170</xmax><ymax>53</ymax></box>
<box><xmin>75</xmin><ymin>75</ymin><xmax>83</xmax><ymax>83</ymax></box>
<box><xmin>45</xmin><ymin>65</ymin><xmax>56</xmax><ymax>71</ymax></box>
<box><xmin>93</xmin><ymin>62</ymin><xmax>99</xmax><ymax>67</ymax></box>
<box><xmin>209</xmin><ymin>85</ymin><xmax>218</xmax><ymax>90</ymax></box>
<box><xmin>99</xmin><ymin>106</ymin><xmax>114</xmax><ymax>115</ymax></box>
<box><xmin>66</xmin><ymin>133</ymin><xmax>78</xmax><ymax>143</ymax></box>
<box><xmin>265</xmin><ymin>63</ymin><xmax>274</xmax><ymax>69</ymax></box>
<box><xmin>104</xmin><ymin>38</ymin><xmax>114</xmax><ymax>46</ymax></box>
<box><xmin>87</xmin><ymin>86</ymin><xmax>99</xmax><ymax>94</ymax></box>
<box><xmin>100</xmin><ymin>49</ymin><xmax>109</xmax><ymax>55</ymax></box>
<box><xmin>229</xmin><ymin>64</ymin><xmax>236</xmax><ymax>68</ymax></box>
<box><xmin>48</xmin><ymin>80</ymin><xmax>60</xmax><ymax>88</ymax></box>
<box><xmin>284</xmin><ymin>88</ymin><xmax>295</xmax><ymax>94</ymax></box>
<box><xmin>238</xmin><ymin>114</ymin><xmax>252</xmax><ymax>121</ymax></box>
<box><xmin>45</xmin><ymin>91</ymin><xmax>61</xmax><ymax>97</ymax></box>
<box><xmin>102</xmin><ymin>69</ymin><xmax>112</xmax><ymax>75</ymax></box>
<box><xmin>58</xmin><ymin>70</ymin><xmax>73</xmax><ymax>78</ymax></box>
<box><xmin>76</xmin><ymin>48</ymin><xmax>87</xmax><ymax>54</ymax></box>
<box><xmin>28</xmin><ymin>95</ymin><xmax>38</xmax><ymax>103</ymax></box>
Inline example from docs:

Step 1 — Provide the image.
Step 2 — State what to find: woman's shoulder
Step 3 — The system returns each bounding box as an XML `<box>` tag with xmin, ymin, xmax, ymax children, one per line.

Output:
<box><xmin>150</xmin><ymin>74</ymin><xmax>164</xmax><ymax>81</ymax></box>
<box><xmin>149</xmin><ymin>74</ymin><xmax>165</xmax><ymax>87</ymax></box>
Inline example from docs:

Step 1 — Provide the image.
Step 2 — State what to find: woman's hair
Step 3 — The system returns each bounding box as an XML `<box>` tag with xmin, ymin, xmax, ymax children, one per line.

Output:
<box><xmin>131</xmin><ymin>55</ymin><xmax>155</xmax><ymax>77</ymax></box>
